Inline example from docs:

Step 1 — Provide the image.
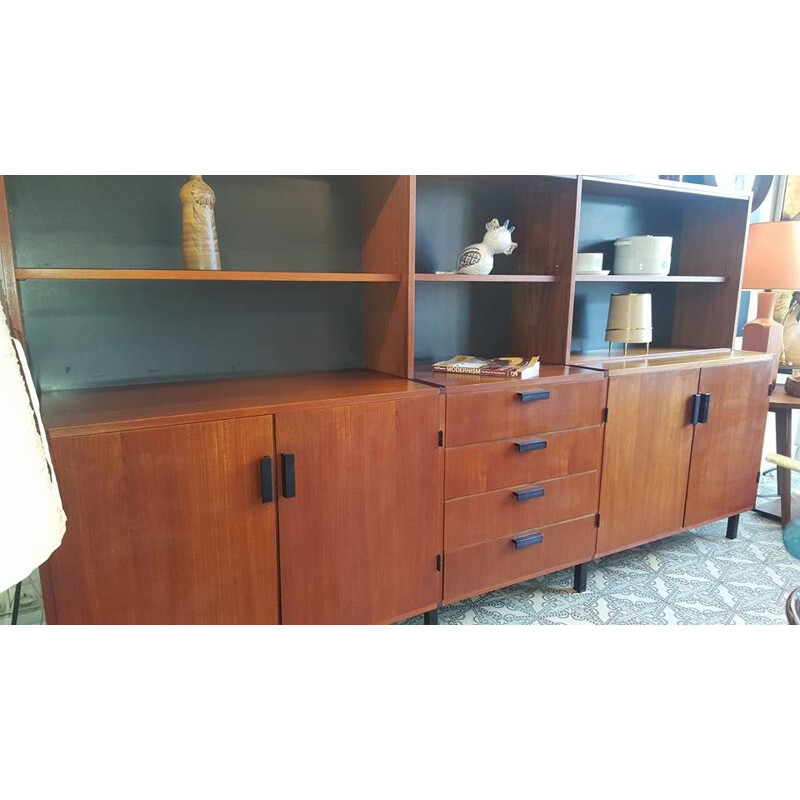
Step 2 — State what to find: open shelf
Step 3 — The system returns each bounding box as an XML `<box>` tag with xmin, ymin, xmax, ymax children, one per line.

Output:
<box><xmin>415</xmin><ymin>273</ymin><xmax>558</xmax><ymax>283</ymax></box>
<box><xmin>574</xmin><ymin>274</ymin><xmax>726</xmax><ymax>283</ymax></box>
<box><xmin>15</xmin><ymin>268</ymin><xmax>402</xmax><ymax>282</ymax></box>
<box><xmin>581</xmin><ymin>175</ymin><xmax>752</xmax><ymax>201</ymax></box>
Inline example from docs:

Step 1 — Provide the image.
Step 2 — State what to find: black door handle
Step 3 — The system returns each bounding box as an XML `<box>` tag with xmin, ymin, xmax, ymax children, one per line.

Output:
<box><xmin>281</xmin><ymin>453</ymin><xmax>296</xmax><ymax>498</ymax></box>
<box><xmin>260</xmin><ymin>457</ymin><xmax>273</xmax><ymax>504</ymax></box>
<box><xmin>690</xmin><ymin>393</ymin><xmax>702</xmax><ymax>425</ymax></box>
<box><xmin>512</xmin><ymin>532</ymin><xmax>544</xmax><ymax>549</ymax></box>
<box><xmin>518</xmin><ymin>390</ymin><xmax>550</xmax><ymax>403</ymax></box>
<box><xmin>698</xmin><ymin>393</ymin><xmax>711</xmax><ymax>424</ymax></box>
<box><xmin>515</xmin><ymin>438</ymin><xmax>547</xmax><ymax>453</ymax></box>
<box><xmin>513</xmin><ymin>486</ymin><xmax>545</xmax><ymax>502</ymax></box>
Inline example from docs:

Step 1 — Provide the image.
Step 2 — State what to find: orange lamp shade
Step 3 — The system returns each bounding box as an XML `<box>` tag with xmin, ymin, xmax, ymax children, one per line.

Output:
<box><xmin>742</xmin><ymin>221</ymin><xmax>800</xmax><ymax>290</ymax></box>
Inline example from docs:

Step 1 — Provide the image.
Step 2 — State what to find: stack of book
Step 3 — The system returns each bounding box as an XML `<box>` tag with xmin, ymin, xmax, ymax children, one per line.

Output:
<box><xmin>432</xmin><ymin>355</ymin><xmax>540</xmax><ymax>379</ymax></box>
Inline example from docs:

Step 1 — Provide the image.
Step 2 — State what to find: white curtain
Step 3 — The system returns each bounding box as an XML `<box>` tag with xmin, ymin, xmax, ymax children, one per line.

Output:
<box><xmin>0</xmin><ymin>309</ymin><xmax>66</xmax><ymax>592</ymax></box>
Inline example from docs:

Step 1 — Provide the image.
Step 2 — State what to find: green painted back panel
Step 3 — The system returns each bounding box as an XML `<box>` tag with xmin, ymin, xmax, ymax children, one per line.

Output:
<box><xmin>6</xmin><ymin>176</ymin><xmax>365</xmax><ymax>390</ymax></box>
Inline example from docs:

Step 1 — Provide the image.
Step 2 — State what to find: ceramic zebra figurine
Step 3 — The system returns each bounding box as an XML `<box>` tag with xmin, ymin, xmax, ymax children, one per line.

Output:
<box><xmin>456</xmin><ymin>218</ymin><xmax>517</xmax><ymax>275</ymax></box>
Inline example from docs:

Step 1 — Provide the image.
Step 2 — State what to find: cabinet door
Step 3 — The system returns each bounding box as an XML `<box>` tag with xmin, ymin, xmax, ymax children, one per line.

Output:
<box><xmin>684</xmin><ymin>361</ymin><xmax>772</xmax><ymax>527</ymax></box>
<box><xmin>49</xmin><ymin>416</ymin><xmax>279</xmax><ymax>624</ymax></box>
<box><xmin>276</xmin><ymin>397</ymin><xmax>443</xmax><ymax>624</ymax></box>
<box><xmin>597</xmin><ymin>369</ymin><xmax>700</xmax><ymax>556</ymax></box>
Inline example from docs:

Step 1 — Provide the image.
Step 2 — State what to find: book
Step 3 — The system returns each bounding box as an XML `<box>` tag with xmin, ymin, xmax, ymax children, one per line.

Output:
<box><xmin>431</xmin><ymin>355</ymin><xmax>540</xmax><ymax>379</ymax></box>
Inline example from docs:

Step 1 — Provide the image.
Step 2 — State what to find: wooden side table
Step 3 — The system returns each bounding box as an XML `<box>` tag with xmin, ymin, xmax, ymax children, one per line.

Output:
<box><xmin>755</xmin><ymin>385</ymin><xmax>800</xmax><ymax>527</ymax></box>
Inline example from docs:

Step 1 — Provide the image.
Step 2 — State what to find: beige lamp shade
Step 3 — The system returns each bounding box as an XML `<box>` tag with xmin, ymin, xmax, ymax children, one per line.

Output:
<box><xmin>605</xmin><ymin>292</ymin><xmax>653</xmax><ymax>344</ymax></box>
<box><xmin>742</xmin><ymin>221</ymin><xmax>800</xmax><ymax>290</ymax></box>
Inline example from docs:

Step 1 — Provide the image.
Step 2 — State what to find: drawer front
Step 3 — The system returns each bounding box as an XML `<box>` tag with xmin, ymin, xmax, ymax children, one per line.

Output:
<box><xmin>445</xmin><ymin>379</ymin><xmax>606</xmax><ymax>447</ymax></box>
<box><xmin>445</xmin><ymin>425</ymin><xmax>603</xmax><ymax>499</ymax></box>
<box><xmin>444</xmin><ymin>470</ymin><xmax>600</xmax><ymax>550</ymax></box>
<box><xmin>444</xmin><ymin>515</ymin><xmax>597</xmax><ymax>604</ymax></box>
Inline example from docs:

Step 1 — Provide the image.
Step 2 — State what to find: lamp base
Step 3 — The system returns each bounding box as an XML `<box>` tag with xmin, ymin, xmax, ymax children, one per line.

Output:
<box><xmin>742</xmin><ymin>291</ymin><xmax>782</xmax><ymax>384</ymax></box>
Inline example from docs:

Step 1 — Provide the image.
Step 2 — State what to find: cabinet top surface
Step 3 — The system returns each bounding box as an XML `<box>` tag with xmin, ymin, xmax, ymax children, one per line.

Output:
<box><xmin>413</xmin><ymin>363</ymin><xmax>604</xmax><ymax>394</ymax></box>
<box><xmin>41</xmin><ymin>370</ymin><xmax>440</xmax><ymax>438</ymax></box>
<box><xmin>568</xmin><ymin>349</ymin><xmax>773</xmax><ymax>376</ymax></box>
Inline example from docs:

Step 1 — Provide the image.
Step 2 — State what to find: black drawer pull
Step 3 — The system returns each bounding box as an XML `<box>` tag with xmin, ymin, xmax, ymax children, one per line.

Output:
<box><xmin>518</xmin><ymin>390</ymin><xmax>550</xmax><ymax>403</ymax></box>
<box><xmin>260</xmin><ymin>456</ymin><xmax>273</xmax><ymax>504</ymax></box>
<box><xmin>281</xmin><ymin>453</ymin><xmax>296</xmax><ymax>499</ymax></box>
<box><xmin>512</xmin><ymin>532</ymin><xmax>544</xmax><ymax>549</ymax></box>
<box><xmin>515</xmin><ymin>438</ymin><xmax>547</xmax><ymax>453</ymax></box>
<box><xmin>698</xmin><ymin>392</ymin><xmax>711</xmax><ymax>424</ymax></box>
<box><xmin>514</xmin><ymin>486</ymin><xmax>545</xmax><ymax>502</ymax></box>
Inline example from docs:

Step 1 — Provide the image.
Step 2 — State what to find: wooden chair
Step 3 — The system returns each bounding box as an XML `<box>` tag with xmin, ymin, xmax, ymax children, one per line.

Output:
<box><xmin>765</xmin><ymin>453</ymin><xmax>800</xmax><ymax>624</ymax></box>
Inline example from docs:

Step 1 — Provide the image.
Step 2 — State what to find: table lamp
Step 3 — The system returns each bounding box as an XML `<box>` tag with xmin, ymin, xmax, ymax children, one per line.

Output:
<box><xmin>742</xmin><ymin>221</ymin><xmax>800</xmax><ymax>384</ymax></box>
<box><xmin>605</xmin><ymin>292</ymin><xmax>652</xmax><ymax>356</ymax></box>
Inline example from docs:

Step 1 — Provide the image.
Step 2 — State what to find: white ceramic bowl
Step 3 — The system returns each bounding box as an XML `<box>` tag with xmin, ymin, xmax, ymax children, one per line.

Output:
<box><xmin>576</xmin><ymin>253</ymin><xmax>604</xmax><ymax>274</ymax></box>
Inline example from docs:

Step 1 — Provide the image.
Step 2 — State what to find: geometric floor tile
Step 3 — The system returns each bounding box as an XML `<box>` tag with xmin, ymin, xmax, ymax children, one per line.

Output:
<box><xmin>404</xmin><ymin>509</ymin><xmax>800</xmax><ymax>625</ymax></box>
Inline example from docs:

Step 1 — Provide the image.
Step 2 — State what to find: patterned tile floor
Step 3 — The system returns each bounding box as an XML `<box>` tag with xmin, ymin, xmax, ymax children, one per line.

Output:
<box><xmin>3</xmin><ymin>481</ymin><xmax>799</xmax><ymax>625</ymax></box>
<box><xmin>404</xmin><ymin>508</ymin><xmax>800</xmax><ymax>625</ymax></box>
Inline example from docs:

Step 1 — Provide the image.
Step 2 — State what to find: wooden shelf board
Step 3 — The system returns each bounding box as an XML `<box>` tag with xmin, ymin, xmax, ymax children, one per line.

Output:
<box><xmin>15</xmin><ymin>268</ymin><xmax>401</xmax><ymax>283</ymax></box>
<box><xmin>567</xmin><ymin>347</ymin><xmax>772</xmax><ymax>375</ymax></box>
<box><xmin>415</xmin><ymin>273</ymin><xmax>558</xmax><ymax>283</ymax></box>
<box><xmin>41</xmin><ymin>369</ymin><xmax>440</xmax><ymax>439</ymax></box>
<box><xmin>575</xmin><ymin>274</ymin><xmax>726</xmax><ymax>283</ymax></box>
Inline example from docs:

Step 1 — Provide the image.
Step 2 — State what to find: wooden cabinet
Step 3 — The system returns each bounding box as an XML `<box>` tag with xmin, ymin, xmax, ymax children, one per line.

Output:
<box><xmin>684</xmin><ymin>361</ymin><xmax>773</xmax><ymax>526</ymax></box>
<box><xmin>415</xmin><ymin>366</ymin><xmax>606</xmax><ymax>605</ymax></box>
<box><xmin>48</xmin><ymin>416</ymin><xmax>279</xmax><ymax>624</ymax></box>
<box><xmin>275</xmin><ymin>396</ymin><xmax>443</xmax><ymax>624</ymax></box>
<box><xmin>596</xmin><ymin>355</ymin><xmax>773</xmax><ymax>557</ymax></box>
<box><xmin>597</xmin><ymin>369</ymin><xmax>699</xmax><ymax>556</ymax></box>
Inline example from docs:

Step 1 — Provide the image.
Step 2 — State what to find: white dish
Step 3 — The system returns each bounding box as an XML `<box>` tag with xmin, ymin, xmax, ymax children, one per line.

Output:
<box><xmin>577</xmin><ymin>269</ymin><xmax>611</xmax><ymax>276</ymax></box>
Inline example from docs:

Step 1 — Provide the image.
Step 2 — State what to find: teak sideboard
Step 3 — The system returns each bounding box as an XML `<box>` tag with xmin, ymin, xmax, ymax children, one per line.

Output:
<box><xmin>0</xmin><ymin>175</ymin><xmax>773</xmax><ymax>624</ymax></box>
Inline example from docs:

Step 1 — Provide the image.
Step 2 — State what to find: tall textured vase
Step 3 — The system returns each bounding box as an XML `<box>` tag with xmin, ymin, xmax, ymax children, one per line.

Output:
<box><xmin>179</xmin><ymin>175</ymin><xmax>222</xmax><ymax>271</ymax></box>
<box><xmin>742</xmin><ymin>291</ymin><xmax>782</xmax><ymax>384</ymax></box>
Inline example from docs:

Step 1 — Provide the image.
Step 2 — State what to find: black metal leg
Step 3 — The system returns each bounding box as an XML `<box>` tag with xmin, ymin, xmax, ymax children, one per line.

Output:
<box><xmin>423</xmin><ymin>609</ymin><xmax>439</xmax><ymax>625</ymax></box>
<box><xmin>573</xmin><ymin>562</ymin><xmax>588</xmax><ymax>593</ymax></box>
<box><xmin>726</xmin><ymin>514</ymin><xmax>740</xmax><ymax>540</ymax></box>
<box><xmin>10</xmin><ymin>581</ymin><xmax>22</xmax><ymax>625</ymax></box>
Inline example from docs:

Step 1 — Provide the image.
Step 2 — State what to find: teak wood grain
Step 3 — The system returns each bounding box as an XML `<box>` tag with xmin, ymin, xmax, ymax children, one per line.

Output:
<box><xmin>40</xmin><ymin>369</ymin><xmax>439</xmax><ymax>438</ymax></box>
<box><xmin>684</xmin><ymin>361</ymin><xmax>772</xmax><ymax>526</ymax></box>
<box><xmin>443</xmin><ymin>514</ymin><xmax>597</xmax><ymax>604</ymax></box>
<box><xmin>511</xmin><ymin>176</ymin><xmax>580</xmax><ymax>364</ymax></box>
<box><xmin>444</xmin><ymin>470</ymin><xmax>600</xmax><ymax>550</ymax></box>
<box><xmin>362</xmin><ymin>175</ymin><xmax>415</xmax><ymax>377</ymax></box>
<box><xmin>596</xmin><ymin>369</ymin><xmax>700</xmax><ymax>557</ymax></box>
<box><xmin>445</xmin><ymin>425</ymin><xmax>603</xmax><ymax>500</ymax></box>
<box><xmin>445</xmin><ymin>377</ymin><xmax>606</xmax><ymax>447</ymax></box>
<box><xmin>47</xmin><ymin>416</ymin><xmax>279</xmax><ymax>624</ymax></box>
<box><xmin>276</xmin><ymin>395</ymin><xmax>442</xmax><ymax>625</ymax></box>
<box><xmin>671</xmin><ymin>197</ymin><xmax>751</xmax><ymax>350</ymax></box>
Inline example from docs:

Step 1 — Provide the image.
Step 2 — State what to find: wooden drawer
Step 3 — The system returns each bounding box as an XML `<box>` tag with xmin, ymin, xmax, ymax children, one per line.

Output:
<box><xmin>445</xmin><ymin>378</ymin><xmax>606</xmax><ymax>447</ymax></box>
<box><xmin>445</xmin><ymin>425</ymin><xmax>603</xmax><ymax>499</ymax></box>
<box><xmin>444</xmin><ymin>470</ymin><xmax>600</xmax><ymax>549</ymax></box>
<box><xmin>443</xmin><ymin>515</ymin><xmax>597</xmax><ymax>604</ymax></box>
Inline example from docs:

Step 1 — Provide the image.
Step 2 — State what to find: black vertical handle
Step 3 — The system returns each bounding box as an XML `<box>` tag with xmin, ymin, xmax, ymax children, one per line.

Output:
<box><xmin>698</xmin><ymin>393</ymin><xmax>711</xmax><ymax>424</ymax></box>
<box><xmin>281</xmin><ymin>453</ymin><xmax>296</xmax><ymax>498</ymax></box>
<box><xmin>260</xmin><ymin>457</ymin><xmax>273</xmax><ymax>504</ymax></box>
<box><xmin>690</xmin><ymin>393</ymin><xmax>702</xmax><ymax>425</ymax></box>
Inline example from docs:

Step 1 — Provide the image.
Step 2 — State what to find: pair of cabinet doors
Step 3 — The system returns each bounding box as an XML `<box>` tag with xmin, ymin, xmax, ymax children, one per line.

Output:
<box><xmin>47</xmin><ymin>397</ymin><xmax>443</xmax><ymax>624</ymax></box>
<box><xmin>597</xmin><ymin>361</ymin><xmax>772</xmax><ymax>556</ymax></box>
